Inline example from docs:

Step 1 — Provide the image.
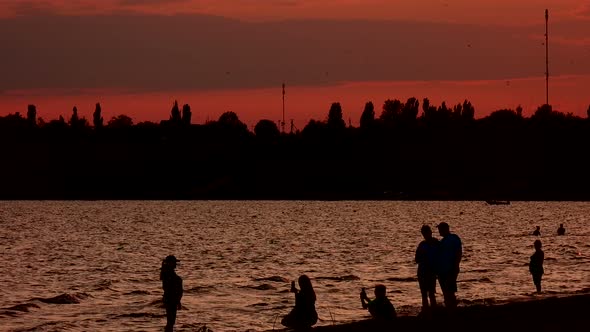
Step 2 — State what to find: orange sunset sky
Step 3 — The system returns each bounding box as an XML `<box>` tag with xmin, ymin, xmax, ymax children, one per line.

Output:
<box><xmin>1</xmin><ymin>0</ymin><xmax>589</xmax><ymax>127</ymax></box>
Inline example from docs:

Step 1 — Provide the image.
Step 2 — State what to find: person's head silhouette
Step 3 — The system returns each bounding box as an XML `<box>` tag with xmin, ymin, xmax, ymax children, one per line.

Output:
<box><xmin>437</xmin><ymin>222</ymin><xmax>450</xmax><ymax>237</ymax></box>
<box><xmin>421</xmin><ymin>225</ymin><xmax>433</xmax><ymax>239</ymax></box>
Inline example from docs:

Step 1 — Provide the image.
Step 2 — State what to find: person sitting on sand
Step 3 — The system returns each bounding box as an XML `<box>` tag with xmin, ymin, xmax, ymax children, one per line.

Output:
<box><xmin>557</xmin><ymin>224</ymin><xmax>566</xmax><ymax>236</ymax></box>
<box><xmin>415</xmin><ymin>225</ymin><xmax>439</xmax><ymax>313</ymax></box>
<box><xmin>533</xmin><ymin>226</ymin><xmax>541</xmax><ymax>236</ymax></box>
<box><xmin>360</xmin><ymin>284</ymin><xmax>397</xmax><ymax>321</ymax></box>
<box><xmin>529</xmin><ymin>240</ymin><xmax>544</xmax><ymax>293</ymax></box>
<box><xmin>160</xmin><ymin>255</ymin><xmax>183</xmax><ymax>332</ymax></box>
<box><xmin>281</xmin><ymin>275</ymin><xmax>318</xmax><ymax>329</ymax></box>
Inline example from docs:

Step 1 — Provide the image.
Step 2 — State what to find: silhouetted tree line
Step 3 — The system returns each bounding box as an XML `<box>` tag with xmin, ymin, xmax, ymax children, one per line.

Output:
<box><xmin>1</xmin><ymin>98</ymin><xmax>590</xmax><ymax>200</ymax></box>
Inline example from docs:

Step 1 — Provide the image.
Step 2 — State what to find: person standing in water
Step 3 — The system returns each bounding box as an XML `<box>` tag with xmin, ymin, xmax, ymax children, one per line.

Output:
<box><xmin>529</xmin><ymin>240</ymin><xmax>544</xmax><ymax>293</ymax></box>
<box><xmin>533</xmin><ymin>226</ymin><xmax>541</xmax><ymax>236</ymax></box>
<box><xmin>436</xmin><ymin>222</ymin><xmax>462</xmax><ymax>310</ymax></box>
<box><xmin>160</xmin><ymin>255</ymin><xmax>183</xmax><ymax>332</ymax></box>
<box><xmin>415</xmin><ymin>225</ymin><xmax>439</xmax><ymax>313</ymax></box>
<box><xmin>557</xmin><ymin>224</ymin><xmax>566</xmax><ymax>235</ymax></box>
<box><xmin>281</xmin><ymin>275</ymin><xmax>318</xmax><ymax>329</ymax></box>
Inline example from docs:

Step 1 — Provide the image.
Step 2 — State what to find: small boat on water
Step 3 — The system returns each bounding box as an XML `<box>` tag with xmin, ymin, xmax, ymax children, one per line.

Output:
<box><xmin>486</xmin><ymin>200</ymin><xmax>510</xmax><ymax>205</ymax></box>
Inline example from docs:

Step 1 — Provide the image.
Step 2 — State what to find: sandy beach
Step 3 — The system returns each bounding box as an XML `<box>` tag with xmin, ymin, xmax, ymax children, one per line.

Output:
<box><xmin>304</xmin><ymin>292</ymin><xmax>590</xmax><ymax>332</ymax></box>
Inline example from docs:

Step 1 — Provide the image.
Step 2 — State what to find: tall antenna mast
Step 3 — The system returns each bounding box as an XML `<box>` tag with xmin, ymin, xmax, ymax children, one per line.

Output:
<box><xmin>282</xmin><ymin>83</ymin><xmax>286</xmax><ymax>133</ymax></box>
<box><xmin>545</xmin><ymin>9</ymin><xmax>549</xmax><ymax>105</ymax></box>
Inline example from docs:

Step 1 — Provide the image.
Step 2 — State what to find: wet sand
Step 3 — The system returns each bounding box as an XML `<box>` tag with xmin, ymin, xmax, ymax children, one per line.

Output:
<box><xmin>308</xmin><ymin>292</ymin><xmax>590</xmax><ymax>332</ymax></box>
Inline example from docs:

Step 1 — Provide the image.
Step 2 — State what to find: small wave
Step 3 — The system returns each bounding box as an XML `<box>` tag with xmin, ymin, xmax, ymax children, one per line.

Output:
<box><xmin>468</xmin><ymin>268</ymin><xmax>493</xmax><ymax>273</ymax></box>
<box><xmin>32</xmin><ymin>292</ymin><xmax>90</xmax><ymax>304</ymax></box>
<box><xmin>240</xmin><ymin>284</ymin><xmax>276</xmax><ymax>291</ymax></box>
<box><xmin>124</xmin><ymin>290</ymin><xmax>150</xmax><ymax>295</ymax></box>
<box><xmin>386</xmin><ymin>277</ymin><xmax>417</xmax><ymax>282</ymax></box>
<box><xmin>247</xmin><ymin>302</ymin><xmax>269</xmax><ymax>307</ymax></box>
<box><xmin>93</xmin><ymin>279</ymin><xmax>115</xmax><ymax>291</ymax></box>
<box><xmin>115</xmin><ymin>312</ymin><xmax>165</xmax><ymax>318</ymax></box>
<box><xmin>315</xmin><ymin>275</ymin><xmax>360</xmax><ymax>282</ymax></box>
<box><xmin>459</xmin><ymin>277</ymin><xmax>493</xmax><ymax>283</ymax></box>
<box><xmin>0</xmin><ymin>310</ymin><xmax>19</xmax><ymax>317</ymax></box>
<box><xmin>4</xmin><ymin>303</ymin><xmax>40</xmax><ymax>312</ymax></box>
<box><xmin>186</xmin><ymin>286</ymin><xmax>215</xmax><ymax>294</ymax></box>
<box><xmin>177</xmin><ymin>323</ymin><xmax>214</xmax><ymax>332</ymax></box>
<box><xmin>254</xmin><ymin>276</ymin><xmax>289</xmax><ymax>283</ymax></box>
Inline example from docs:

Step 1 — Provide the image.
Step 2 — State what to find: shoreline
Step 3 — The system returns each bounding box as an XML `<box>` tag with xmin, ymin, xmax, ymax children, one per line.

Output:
<box><xmin>294</xmin><ymin>292</ymin><xmax>590</xmax><ymax>332</ymax></box>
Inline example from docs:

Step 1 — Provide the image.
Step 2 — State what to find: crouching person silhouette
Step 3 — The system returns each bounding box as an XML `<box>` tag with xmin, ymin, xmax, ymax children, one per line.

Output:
<box><xmin>160</xmin><ymin>255</ymin><xmax>183</xmax><ymax>332</ymax></box>
<box><xmin>360</xmin><ymin>284</ymin><xmax>397</xmax><ymax>321</ymax></box>
<box><xmin>281</xmin><ymin>275</ymin><xmax>318</xmax><ymax>329</ymax></box>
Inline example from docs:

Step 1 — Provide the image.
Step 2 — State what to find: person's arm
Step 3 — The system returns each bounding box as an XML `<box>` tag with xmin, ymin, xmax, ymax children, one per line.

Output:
<box><xmin>177</xmin><ymin>277</ymin><xmax>183</xmax><ymax>309</ymax></box>
<box><xmin>455</xmin><ymin>237</ymin><xmax>463</xmax><ymax>274</ymax></box>
<box><xmin>360</xmin><ymin>288</ymin><xmax>369</xmax><ymax>309</ymax></box>
<box><xmin>415</xmin><ymin>244</ymin><xmax>422</xmax><ymax>264</ymax></box>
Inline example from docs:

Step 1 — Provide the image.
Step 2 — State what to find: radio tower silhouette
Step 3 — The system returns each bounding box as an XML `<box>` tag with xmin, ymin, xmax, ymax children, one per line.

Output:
<box><xmin>545</xmin><ymin>9</ymin><xmax>549</xmax><ymax>105</ymax></box>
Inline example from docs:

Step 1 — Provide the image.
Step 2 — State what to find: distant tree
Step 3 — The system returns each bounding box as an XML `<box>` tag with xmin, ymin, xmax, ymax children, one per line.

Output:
<box><xmin>216</xmin><ymin>111</ymin><xmax>249</xmax><ymax>137</ymax></box>
<box><xmin>421</xmin><ymin>98</ymin><xmax>437</xmax><ymax>121</ymax></box>
<box><xmin>461</xmin><ymin>100</ymin><xmax>475</xmax><ymax>121</ymax></box>
<box><xmin>45</xmin><ymin>115</ymin><xmax>67</xmax><ymax>130</ymax></box>
<box><xmin>182</xmin><ymin>104</ymin><xmax>192</xmax><ymax>126</ymax></box>
<box><xmin>93</xmin><ymin>103</ymin><xmax>104</xmax><ymax>129</ymax></box>
<box><xmin>438</xmin><ymin>101</ymin><xmax>451</xmax><ymax>119</ymax></box>
<box><xmin>107</xmin><ymin>114</ymin><xmax>133</xmax><ymax>128</ymax></box>
<box><xmin>532</xmin><ymin>104</ymin><xmax>553</xmax><ymax>120</ymax></box>
<box><xmin>516</xmin><ymin>105</ymin><xmax>523</xmax><ymax>118</ymax></box>
<box><xmin>452</xmin><ymin>103</ymin><xmax>463</xmax><ymax>118</ymax></box>
<box><xmin>359</xmin><ymin>101</ymin><xmax>375</xmax><ymax>129</ymax></box>
<box><xmin>327</xmin><ymin>102</ymin><xmax>346</xmax><ymax>129</ymax></box>
<box><xmin>400</xmin><ymin>97</ymin><xmax>419</xmax><ymax>123</ymax></box>
<box><xmin>69</xmin><ymin>106</ymin><xmax>88</xmax><ymax>129</ymax></box>
<box><xmin>0</xmin><ymin>112</ymin><xmax>27</xmax><ymax>129</ymax></box>
<box><xmin>487</xmin><ymin>109</ymin><xmax>519</xmax><ymax>123</ymax></box>
<box><xmin>254</xmin><ymin>119</ymin><xmax>280</xmax><ymax>141</ymax></box>
<box><xmin>170</xmin><ymin>100</ymin><xmax>181</xmax><ymax>123</ymax></box>
<box><xmin>301</xmin><ymin>119</ymin><xmax>327</xmax><ymax>139</ymax></box>
<box><xmin>380</xmin><ymin>99</ymin><xmax>403</xmax><ymax>125</ymax></box>
<box><xmin>70</xmin><ymin>106</ymin><xmax>79</xmax><ymax>126</ymax></box>
<box><xmin>218</xmin><ymin>111</ymin><xmax>241</xmax><ymax>127</ymax></box>
<box><xmin>27</xmin><ymin>104</ymin><xmax>37</xmax><ymax>127</ymax></box>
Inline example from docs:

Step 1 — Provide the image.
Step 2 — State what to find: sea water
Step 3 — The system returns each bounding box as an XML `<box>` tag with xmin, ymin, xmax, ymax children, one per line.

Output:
<box><xmin>1</xmin><ymin>201</ymin><xmax>589</xmax><ymax>331</ymax></box>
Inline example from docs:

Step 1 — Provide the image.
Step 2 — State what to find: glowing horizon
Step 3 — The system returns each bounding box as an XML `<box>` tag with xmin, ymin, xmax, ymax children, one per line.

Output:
<box><xmin>2</xmin><ymin>75</ymin><xmax>588</xmax><ymax>129</ymax></box>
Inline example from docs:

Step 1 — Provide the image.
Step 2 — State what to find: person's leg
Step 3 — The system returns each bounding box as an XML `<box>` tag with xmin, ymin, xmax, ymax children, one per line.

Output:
<box><xmin>447</xmin><ymin>275</ymin><xmax>458</xmax><ymax>309</ymax></box>
<box><xmin>438</xmin><ymin>275</ymin><xmax>450</xmax><ymax>308</ymax></box>
<box><xmin>533</xmin><ymin>274</ymin><xmax>542</xmax><ymax>292</ymax></box>
<box><xmin>427</xmin><ymin>276</ymin><xmax>437</xmax><ymax>307</ymax></box>
<box><xmin>419</xmin><ymin>279</ymin><xmax>429</xmax><ymax>310</ymax></box>
<box><xmin>165</xmin><ymin>304</ymin><xmax>177</xmax><ymax>332</ymax></box>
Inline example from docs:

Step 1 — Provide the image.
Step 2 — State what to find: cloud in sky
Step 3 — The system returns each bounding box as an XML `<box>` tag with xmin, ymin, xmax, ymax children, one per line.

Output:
<box><xmin>0</xmin><ymin>1</ymin><xmax>585</xmax><ymax>24</ymax></box>
<box><xmin>1</xmin><ymin>12</ymin><xmax>589</xmax><ymax>93</ymax></box>
<box><xmin>572</xmin><ymin>2</ymin><xmax>590</xmax><ymax>19</ymax></box>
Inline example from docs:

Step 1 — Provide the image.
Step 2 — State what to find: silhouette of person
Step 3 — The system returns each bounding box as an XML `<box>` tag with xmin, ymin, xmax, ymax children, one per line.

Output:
<box><xmin>160</xmin><ymin>255</ymin><xmax>183</xmax><ymax>332</ymax></box>
<box><xmin>436</xmin><ymin>222</ymin><xmax>462</xmax><ymax>310</ymax></box>
<box><xmin>281</xmin><ymin>275</ymin><xmax>318</xmax><ymax>329</ymax></box>
<box><xmin>533</xmin><ymin>226</ymin><xmax>541</xmax><ymax>236</ymax></box>
<box><xmin>529</xmin><ymin>240</ymin><xmax>544</xmax><ymax>293</ymax></box>
<box><xmin>415</xmin><ymin>225</ymin><xmax>439</xmax><ymax>313</ymax></box>
<box><xmin>557</xmin><ymin>224</ymin><xmax>565</xmax><ymax>236</ymax></box>
<box><xmin>360</xmin><ymin>284</ymin><xmax>397</xmax><ymax>321</ymax></box>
